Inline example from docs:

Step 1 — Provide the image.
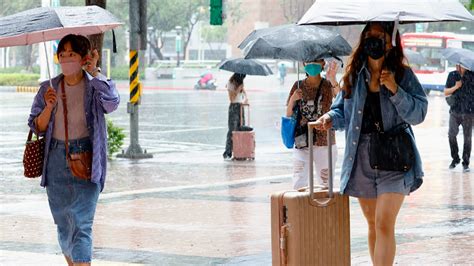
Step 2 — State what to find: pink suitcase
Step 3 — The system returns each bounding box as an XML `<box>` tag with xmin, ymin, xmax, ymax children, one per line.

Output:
<box><xmin>232</xmin><ymin>104</ymin><xmax>255</xmax><ymax>160</ymax></box>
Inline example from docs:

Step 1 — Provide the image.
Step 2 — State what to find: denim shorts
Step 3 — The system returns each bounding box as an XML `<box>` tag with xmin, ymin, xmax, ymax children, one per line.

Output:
<box><xmin>46</xmin><ymin>137</ymin><xmax>100</xmax><ymax>263</ymax></box>
<box><xmin>344</xmin><ymin>134</ymin><xmax>410</xmax><ymax>198</ymax></box>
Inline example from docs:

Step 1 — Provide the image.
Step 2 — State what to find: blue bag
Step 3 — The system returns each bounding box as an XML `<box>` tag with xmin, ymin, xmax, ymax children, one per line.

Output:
<box><xmin>281</xmin><ymin>107</ymin><xmax>298</xmax><ymax>148</ymax></box>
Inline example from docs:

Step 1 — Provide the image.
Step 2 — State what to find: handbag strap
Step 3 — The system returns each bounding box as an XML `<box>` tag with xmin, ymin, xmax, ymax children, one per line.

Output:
<box><xmin>60</xmin><ymin>79</ymin><xmax>70</xmax><ymax>157</ymax></box>
<box><xmin>27</xmin><ymin>130</ymin><xmax>33</xmax><ymax>142</ymax></box>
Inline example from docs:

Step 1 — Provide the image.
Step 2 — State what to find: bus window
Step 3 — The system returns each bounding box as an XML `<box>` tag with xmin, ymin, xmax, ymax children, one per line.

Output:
<box><xmin>462</xmin><ymin>41</ymin><xmax>474</xmax><ymax>51</ymax></box>
<box><xmin>417</xmin><ymin>47</ymin><xmax>445</xmax><ymax>72</ymax></box>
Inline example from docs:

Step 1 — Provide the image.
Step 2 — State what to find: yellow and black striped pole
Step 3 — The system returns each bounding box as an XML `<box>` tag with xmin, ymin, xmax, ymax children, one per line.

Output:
<box><xmin>129</xmin><ymin>50</ymin><xmax>141</xmax><ymax>104</ymax></box>
<box><xmin>118</xmin><ymin>0</ymin><xmax>152</xmax><ymax>159</ymax></box>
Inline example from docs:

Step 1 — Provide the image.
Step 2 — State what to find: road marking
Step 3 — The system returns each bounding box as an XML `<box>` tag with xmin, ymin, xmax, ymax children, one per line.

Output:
<box><xmin>100</xmin><ymin>174</ymin><xmax>292</xmax><ymax>200</ymax></box>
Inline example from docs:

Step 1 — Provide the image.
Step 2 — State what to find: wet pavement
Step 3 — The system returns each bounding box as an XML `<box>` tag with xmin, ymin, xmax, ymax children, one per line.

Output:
<box><xmin>0</xmin><ymin>73</ymin><xmax>473</xmax><ymax>265</ymax></box>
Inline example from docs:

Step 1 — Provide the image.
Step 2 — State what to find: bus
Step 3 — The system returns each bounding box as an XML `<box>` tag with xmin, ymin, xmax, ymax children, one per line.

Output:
<box><xmin>401</xmin><ymin>32</ymin><xmax>474</xmax><ymax>94</ymax></box>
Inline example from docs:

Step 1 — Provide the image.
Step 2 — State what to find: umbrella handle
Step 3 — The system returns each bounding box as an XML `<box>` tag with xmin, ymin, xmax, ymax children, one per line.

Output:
<box><xmin>43</xmin><ymin>37</ymin><xmax>53</xmax><ymax>88</ymax></box>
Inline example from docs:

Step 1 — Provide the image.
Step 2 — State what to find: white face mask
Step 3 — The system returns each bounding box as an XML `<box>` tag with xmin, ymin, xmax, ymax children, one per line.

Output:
<box><xmin>60</xmin><ymin>61</ymin><xmax>83</xmax><ymax>76</ymax></box>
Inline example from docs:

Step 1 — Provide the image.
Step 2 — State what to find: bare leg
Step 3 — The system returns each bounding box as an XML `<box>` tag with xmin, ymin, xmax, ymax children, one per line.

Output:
<box><xmin>63</xmin><ymin>255</ymin><xmax>73</xmax><ymax>266</ymax></box>
<box><xmin>73</xmin><ymin>263</ymin><xmax>91</xmax><ymax>266</ymax></box>
<box><xmin>374</xmin><ymin>193</ymin><xmax>405</xmax><ymax>266</ymax></box>
<box><xmin>358</xmin><ymin>198</ymin><xmax>377</xmax><ymax>264</ymax></box>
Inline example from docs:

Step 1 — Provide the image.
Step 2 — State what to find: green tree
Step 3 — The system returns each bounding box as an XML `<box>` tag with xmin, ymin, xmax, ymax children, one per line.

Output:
<box><xmin>201</xmin><ymin>23</ymin><xmax>228</xmax><ymax>58</ymax></box>
<box><xmin>85</xmin><ymin>0</ymin><xmax>107</xmax><ymax>67</ymax></box>
<box><xmin>146</xmin><ymin>0</ymin><xmax>207</xmax><ymax>61</ymax></box>
<box><xmin>1</xmin><ymin>1</ymin><xmax>41</xmax><ymax>72</ymax></box>
<box><xmin>279</xmin><ymin>0</ymin><xmax>315</xmax><ymax>23</ymax></box>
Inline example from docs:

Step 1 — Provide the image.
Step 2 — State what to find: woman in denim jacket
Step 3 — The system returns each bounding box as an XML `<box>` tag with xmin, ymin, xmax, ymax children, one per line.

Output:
<box><xmin>315</xmin><ymin>22</ymin><xmax>427</xmax><ymax>265</ymax></box>
<box><xmin>28</xmin><ymin>34</ymin><xmax>119</xmax><ymax>265</ymax></box>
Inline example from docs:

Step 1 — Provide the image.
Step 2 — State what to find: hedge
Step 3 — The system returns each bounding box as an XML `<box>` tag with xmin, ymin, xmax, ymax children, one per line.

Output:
<box><xmin>0</xmin><ymin>73</ymin><xmax>41</xmax><ymax>86</ymax></box>
<box><xmin>110</xmin><ymin>65</ymin><xmax>146</xmax><ymax>80</ymax></box>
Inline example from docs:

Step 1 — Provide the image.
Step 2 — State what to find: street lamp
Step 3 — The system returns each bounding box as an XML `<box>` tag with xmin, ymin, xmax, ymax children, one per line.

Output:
<box><xmin>175</xmin><ymin>26</ymin><xmax>182</xmax><ymax>67</ymax></box>
<box><xmin>147</xmin><ymin>26</ymin><xmax>154</xmax><ymax>66</ymax></box>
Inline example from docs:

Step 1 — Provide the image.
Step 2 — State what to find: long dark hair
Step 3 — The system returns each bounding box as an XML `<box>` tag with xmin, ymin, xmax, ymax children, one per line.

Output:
<box><xmin>229</xmin><ymin>73</ymin><xmax>246</xmax><ymax>87</ymax></box>
<box><xmin>342</xmin><ymin>22</ymin><xmax>407</xmax><ymax>98</ymax></box>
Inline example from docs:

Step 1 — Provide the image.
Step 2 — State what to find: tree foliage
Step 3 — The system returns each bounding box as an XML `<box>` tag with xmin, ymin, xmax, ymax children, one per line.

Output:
<box><xmin>201</xmin><ymin>23</ymin><xmax>227</xmax><ymax>57</ymax></box>
<box><xmin>279</xmin><ymin>0</ymin><xmax>315</xmax><ymax>23</ymax></box>
<box><xmin>146</xmin><ymin>0</ymin><xmax>208</xmax><ymax>61</ymax></box>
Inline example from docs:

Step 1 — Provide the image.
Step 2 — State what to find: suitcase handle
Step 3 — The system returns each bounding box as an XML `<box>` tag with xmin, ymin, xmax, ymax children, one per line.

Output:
<box><xmin>240</xmin><ymin>103</ymin><xmax>250</xmax><ymax>127</ymax></box>
<box><xmin>308</xmin><ymin>121</ymin><xmax>335</xmax><ymax>207</ymax></box>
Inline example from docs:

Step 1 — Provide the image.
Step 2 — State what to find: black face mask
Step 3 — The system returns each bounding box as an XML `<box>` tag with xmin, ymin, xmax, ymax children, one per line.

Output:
<box><xmin>364</xmin><ymin>37</ymin><xmax>385</xmax><ymax>60</ymax></box>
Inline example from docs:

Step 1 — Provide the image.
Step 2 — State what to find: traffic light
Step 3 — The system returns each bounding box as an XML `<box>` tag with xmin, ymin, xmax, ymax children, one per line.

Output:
<box><xmin>210</xmin><ymin>0</ymin><xmax>223</xmax><ymax>25</ymax></box>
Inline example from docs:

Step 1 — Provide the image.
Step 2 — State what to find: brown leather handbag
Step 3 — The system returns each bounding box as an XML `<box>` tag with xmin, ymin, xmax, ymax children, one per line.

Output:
<box><xmin>60</xmin><ymin>79</ymin><xmax>92</xmax><ymax>180</ymax></box>
<box><xmin>23</xmin><ymin>130</ymin><xmax>45</xmax><ymax>178</ymax></box>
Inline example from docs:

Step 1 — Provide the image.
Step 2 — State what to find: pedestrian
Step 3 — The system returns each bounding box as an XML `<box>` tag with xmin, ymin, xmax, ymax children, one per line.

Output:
<box><xmin>314</xmin><ymin>22</ymin><xmax>428</xmax><ymax>265</ymax></box>
<box><xmin>278</xmin><ymin>62</ymin><xmax>287</xmax><ymax>85</ymax></box>
<box><xmin>444</xmin><ymin>63</ymin><xmax>473</xmax><ymax>172</ymax></box>
<box><xmin>286</xmin><ymin>59</ymin><xmax>339</xmax><ymax>189</ymax></box>
<box><xmin>223</xmin><ymin>73</ymin><xmax>248</xmax><ymax>160</ymax></box>
<box><xmin>27</xmin><ymin>34</ymin><xmax>120</xmax><ymax>266</ymax></box>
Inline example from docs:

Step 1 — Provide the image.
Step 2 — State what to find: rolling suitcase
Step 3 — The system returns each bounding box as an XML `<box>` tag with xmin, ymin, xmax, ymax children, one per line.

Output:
<box><xmin>232</xmin><ymin>104</ymin><xmax>255</xmax><ymax>160</ymax></box>
<box><xmin>271</xmin><ymin>123</ymin><xmax>350</xmax><ymax>265</ymax></box>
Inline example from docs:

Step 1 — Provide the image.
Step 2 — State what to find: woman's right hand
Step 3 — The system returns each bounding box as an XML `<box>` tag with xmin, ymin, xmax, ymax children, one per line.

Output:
<box><xmin>44</xmin><ymin>87</ymin><xmax>57</xmax><ymax>109</ymax></box>
<box><xmin>314</xmin><ymin>113</ymin><xmax>332</xmax><ymax>130</ymax></box>
<box><xmin>290</xmin><ymin>88</ymin><xmax>303</xmax><ymax>102</ymax></box>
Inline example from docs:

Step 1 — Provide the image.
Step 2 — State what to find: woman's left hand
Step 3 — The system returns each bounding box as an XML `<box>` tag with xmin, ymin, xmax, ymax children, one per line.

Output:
<box><xmin>84</xmin><ymin>49</ymin><xmax>100</xmax><ymax>76</ymax></box>
<box><xmin>380</xmin><ymin>70</ymin><xmax>397</xmax><ymax>94</ymax></box>
<box><xmin>326</xmin><ymin>61</ymin><xmax>339</xmax><ymax>86</ymax></box>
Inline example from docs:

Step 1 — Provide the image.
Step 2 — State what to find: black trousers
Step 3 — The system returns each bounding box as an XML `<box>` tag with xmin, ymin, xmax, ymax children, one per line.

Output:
<box><xmin>224</xmin><ymin>103</ymin><xmax>242</xmax><ymax>157</ymax></box>
<box><xmin>448</xmin><ymin>112</ymin><xmax>473</xmax><ymax>166</ymax></box>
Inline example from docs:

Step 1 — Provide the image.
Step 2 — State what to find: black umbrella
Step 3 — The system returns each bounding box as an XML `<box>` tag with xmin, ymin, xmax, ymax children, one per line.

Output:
<box><xmin>442</xmin><ymin>48</ymin><xmax>474</xmax><ymax>71</ymax></box>
<box><xmin>240</xmin><ymin>24</ymin><xmax>352</xmax><ymax>62</ymax></box>
<box><xmin>404</xmin><ymin>49</ymin><xmax>427</xmax><ymax>65</ymax></box>
<box><xmin>218</xmin><ymin>58</ymin><xmax>273</xmax><ymax>76</ymax></box>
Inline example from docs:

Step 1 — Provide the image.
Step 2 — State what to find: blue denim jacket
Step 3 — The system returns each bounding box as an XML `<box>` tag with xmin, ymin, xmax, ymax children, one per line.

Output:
<box><xmin>328</xmin><ymin>66</ymin><xmax>428</xmax><ymax>194</ymax></box>
<box><xmin>28</xmin><ymin>71</ymin><xmax>120</xmax><ymax>191</ymax></box>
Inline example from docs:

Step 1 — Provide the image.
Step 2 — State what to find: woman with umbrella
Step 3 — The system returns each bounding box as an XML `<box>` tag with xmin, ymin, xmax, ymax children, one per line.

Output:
<box><xmin>286</xmin><ymin>59</ymin><xmax>340</xmax><ymax>189</ymax></box>
<box><xmin>219</xmin><ymin>58</ymin><xmax>272</xmax><ymax>160</ymax></box>
<box><xmin>315</xmin><ymin>22</ymin><xmax>428</xmax><ymax>265</ymax></box>
<box><xmin>223</xmin><ymin>73</ymin><xmax>249</xmax><ymax>160</ymax></box>
<box><xmin>28</xmin><ymin>34</ymin><xmax>119</xmax><ymax>265</ymax></box>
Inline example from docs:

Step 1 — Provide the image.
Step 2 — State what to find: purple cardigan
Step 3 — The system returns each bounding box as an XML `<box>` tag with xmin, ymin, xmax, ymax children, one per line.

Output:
<box><xmin>28</xmin><ymin>72</ymin><xmax>120</xmax><ymax>191</ymax></box>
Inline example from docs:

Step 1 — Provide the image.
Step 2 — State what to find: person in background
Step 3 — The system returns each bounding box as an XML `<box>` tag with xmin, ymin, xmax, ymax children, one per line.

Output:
<box><xmin>444</xmin><ymin>63</ymin><xmax>473</xmax><ymax>172</ymax></box>
<box><xmin>223</xmin><ymin>73</ymin><xmax>248</xmax><ymax>160</ymax></box>
<box><xmin>28</xmin><ymin>34</ymin><xmax>120</xmax><ymax>266</ymax></box>
<box><xmin>279</xmin><ymin>62</ymin><xmax>287</xmax><ymax>85</ymax></box>
<box><xmin>314</xmin><ymin>22</ymin><xmax>428</xmax><ymax>265</ymax></box>
<box><xmin>286</xmin><ymin>59</ymin><xmax>339</xmax><ymax>189</ymax></box>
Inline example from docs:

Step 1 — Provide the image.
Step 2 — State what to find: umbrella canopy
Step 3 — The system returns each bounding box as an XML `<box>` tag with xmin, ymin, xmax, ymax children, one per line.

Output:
<box><xmin>238</xmin><ymin>24</ymin><xmax>290</xmax><ymax>49</ymax></box>
<box><xmin>0</xmin><ymin>5</ymin><xmax>122</xmax><ymax>47</ymax></box>
<box><xmin>240</xmin><ymin>24</ymin><xmax>352</xmax><ymax>62</ymax></box>
<box><xmin>218</xmin><ymin>58</ymin><xmax>273</xmax><ymax>76</ymax></box>
<box><xmin>404</xmin><ymin>49</ymin><xmax>427</xmax><ymax>65</ymax></box>
<box><xmin>442</xmin><ymin>48</ymin><xmax>474</xmax><ymax>71</ymax></box>
<box><xmin>298</xmin><ymin>0</ymin><xmax>474</xmax><ymax>25</ymax></box>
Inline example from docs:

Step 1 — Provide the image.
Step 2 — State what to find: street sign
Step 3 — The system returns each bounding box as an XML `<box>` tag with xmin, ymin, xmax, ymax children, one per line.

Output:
<box><xmin>175</xmin><ymin>35</ymin><xmax>182</xmax><ymax>53</ymax></box>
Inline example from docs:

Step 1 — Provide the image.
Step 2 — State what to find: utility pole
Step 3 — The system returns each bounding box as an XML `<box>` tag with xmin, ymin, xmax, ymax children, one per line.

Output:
<box><xmin>118</xmin><ymin>0</ymin><xmax>152</xmax><ymax>159</ymax></box>
<box><xmin>175</xmin><ymin>26</ymin><xmax>182</xmax><ymax>67</ymax></box>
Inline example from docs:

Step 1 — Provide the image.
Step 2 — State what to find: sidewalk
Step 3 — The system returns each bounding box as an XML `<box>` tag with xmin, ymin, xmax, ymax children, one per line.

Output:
<box><xmin>0</xmin><ymin>80</ymin><xmax>472</xmax><ymax>265</ymax></box>
<box><xmin>1</xmin><ymin>140</ymin><xmax>473</xmax><ymax>265</ymax></box>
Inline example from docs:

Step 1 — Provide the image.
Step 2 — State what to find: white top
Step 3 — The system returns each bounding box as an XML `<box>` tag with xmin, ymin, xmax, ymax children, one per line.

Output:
<box><xmin>227</xmin><ymin>81</ymin><xmax>246</xmax><ymax>103</ymax></box>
